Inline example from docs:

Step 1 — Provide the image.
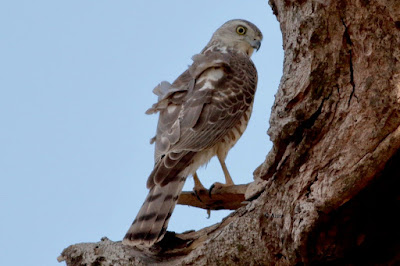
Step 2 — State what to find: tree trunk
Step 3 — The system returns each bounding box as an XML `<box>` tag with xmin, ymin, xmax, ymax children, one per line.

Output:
<box><xmin>59</xmin><ymin>0</ymin><xmax>400</xmax><ymax>265</ymax></box>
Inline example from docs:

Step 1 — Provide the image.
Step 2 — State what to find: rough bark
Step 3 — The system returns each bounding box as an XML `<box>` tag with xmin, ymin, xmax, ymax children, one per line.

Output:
<box><xmin>59</xmin><ymin>0</ymin><xmax>400</xmax><ymax>265</ymax></box>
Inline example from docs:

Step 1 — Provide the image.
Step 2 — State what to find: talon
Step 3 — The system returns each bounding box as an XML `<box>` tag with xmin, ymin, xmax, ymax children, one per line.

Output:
<box><xmin>209</xmin><ymin>184</ymin><xmax>215</xmax><ymax>198</ymax></box>
<box><xmin>192</xmin><ymin>172</ymin><xmax>207</xmax><ymax>202</ymax></box>
<box><xmin>192</xmin><ymin>190</ymin><xmax>203</xmax><ymax>203</ymax></box>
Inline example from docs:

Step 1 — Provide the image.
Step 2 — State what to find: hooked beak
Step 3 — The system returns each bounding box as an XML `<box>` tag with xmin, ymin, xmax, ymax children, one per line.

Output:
<box><xmin>250</xmin><ymin>39</ymin><xmax>262</xmax><ymax>51</ymax></box>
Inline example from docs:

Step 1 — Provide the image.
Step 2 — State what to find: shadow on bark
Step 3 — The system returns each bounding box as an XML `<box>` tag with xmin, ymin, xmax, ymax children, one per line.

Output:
<box><xmin>307</xmin><ymin>150</ymin><xmax>400</xmax><ymax>265</ymax></box>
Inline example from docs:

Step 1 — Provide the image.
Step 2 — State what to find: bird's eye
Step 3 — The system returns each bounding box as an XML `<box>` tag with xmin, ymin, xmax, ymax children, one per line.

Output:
<box><xmin>236</xmin><ymin>26</ymin><xmax>247</xmax><ymax>35</ymax></box>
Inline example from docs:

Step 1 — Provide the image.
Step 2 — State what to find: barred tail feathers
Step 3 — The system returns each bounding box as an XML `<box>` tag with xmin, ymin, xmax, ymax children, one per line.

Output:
<box><xmin>123</xmin><ymin>176</ymin><xmax>186</xmax><ymax>246</ymax></box>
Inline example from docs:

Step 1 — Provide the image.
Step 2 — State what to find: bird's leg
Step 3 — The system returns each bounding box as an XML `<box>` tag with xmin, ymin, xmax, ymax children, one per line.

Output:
<box><xmin>209</xmin><ymin>154</ymin><xmax>235</xmax><ymax>196</ymax></box>
<box><xmin>192</xmin><ymin>172</ymin><xmax>207</xmax><ymax>201</ymax></box>
<box><xmin>218</xmin><ymin>154</ymin><xmax>234</xmax><ymax>186</ymax></box>
<box><xmin>193</xmin><ymin>172</ymin><xmax>206</xmax><ymax>190</ymax></box>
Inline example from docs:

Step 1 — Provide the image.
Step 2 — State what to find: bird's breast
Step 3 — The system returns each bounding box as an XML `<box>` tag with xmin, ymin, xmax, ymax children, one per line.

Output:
<box><xmin>215</xmin><ymin>105</ymin><xmax>253</xmax><ymax>160</ymax></box>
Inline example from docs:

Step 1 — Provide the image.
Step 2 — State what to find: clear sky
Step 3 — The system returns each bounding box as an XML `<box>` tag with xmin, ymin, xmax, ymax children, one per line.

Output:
<box><xmin>0</xmin><ymin>1</ymin><xmax>283</xmax><ymax>265</ymax></box>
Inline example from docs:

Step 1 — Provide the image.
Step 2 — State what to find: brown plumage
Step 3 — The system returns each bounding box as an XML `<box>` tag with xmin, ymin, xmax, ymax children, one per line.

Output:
<box><xmin>123</xmin><ymin>19</ymin><xmax>262</xmax><ymax>247</ymax></box>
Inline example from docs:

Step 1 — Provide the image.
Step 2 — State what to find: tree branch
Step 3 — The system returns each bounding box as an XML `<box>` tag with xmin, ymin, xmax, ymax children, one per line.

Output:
<box><xmin>177</xmin><ymin>183</ymin><xmax>249</xmax><ymax>210</ymax></box>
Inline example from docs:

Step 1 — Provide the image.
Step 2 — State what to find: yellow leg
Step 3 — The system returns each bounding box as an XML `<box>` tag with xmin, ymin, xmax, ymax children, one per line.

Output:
<box><xmin>208</xmin><ymin>155</ymin><xmax>235</xmax><ymax>198</ymax></box>
<box><xmin>193</xmin><ymin>172</ymin><xmax>206</xmax><ymax>191</ymax></box>
<box><xmin>193</xmin><ymin>172</ymin><xmax>208</xmax><ymax>202</ymax></box>
<box><xmin>217</xmin><ymin>154</ymin><xmax>234</xmax><ymax>185</ymax></box>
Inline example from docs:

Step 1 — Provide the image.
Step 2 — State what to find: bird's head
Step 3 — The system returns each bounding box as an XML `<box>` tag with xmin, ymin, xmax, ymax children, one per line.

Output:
<box><xmin>207</xmin><ymin>19</ymin><xmax>263</xmax><ymax>57</ymax></box>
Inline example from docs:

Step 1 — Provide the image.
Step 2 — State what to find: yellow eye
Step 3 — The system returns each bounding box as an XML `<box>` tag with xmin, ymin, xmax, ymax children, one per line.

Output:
<box><xmin>236</xmin><ymin>26</ymin><xmax>247</xmax><ymax>35</ymax></box>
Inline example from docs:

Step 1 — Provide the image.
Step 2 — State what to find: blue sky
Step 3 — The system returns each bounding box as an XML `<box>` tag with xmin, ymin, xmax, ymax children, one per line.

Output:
<box><xmin>0</xmin><ymin>1</ymin><xmax>283</xmax><ymax>265</ymax></box>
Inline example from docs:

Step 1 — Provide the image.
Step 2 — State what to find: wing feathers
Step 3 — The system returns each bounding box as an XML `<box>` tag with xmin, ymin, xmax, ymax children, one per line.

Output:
<box><xmin>127</xmin><ymin>49</ymin><xmax>258</xmax><ymax>246</ymax></box>
<box><xmin>146</xmin><ymin>151</ymin><xmax>195</xmax><ymax>188</ymax></box>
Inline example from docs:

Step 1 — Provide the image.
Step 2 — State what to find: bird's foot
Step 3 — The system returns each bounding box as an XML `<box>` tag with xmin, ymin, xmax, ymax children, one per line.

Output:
<box><xmin>193</xmin><ymin>185</ymin><xmax>208</xmax><ymax>202</ymax></box>
<box><xmin>192</xmin><ymin>172</ymin><xmax>208</xmax><ymax>202</ymax></box>
<box><xmin>209</xmin><ymin>182</ymin><xmax>235</xmax><ymax>198</ymax></box>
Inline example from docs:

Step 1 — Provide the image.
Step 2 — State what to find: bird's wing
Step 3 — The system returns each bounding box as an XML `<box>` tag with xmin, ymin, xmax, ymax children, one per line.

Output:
<box><xmin>146</xmin><ymin>51</ymin><xmax>257</xmax><ymax>188</ymax></box>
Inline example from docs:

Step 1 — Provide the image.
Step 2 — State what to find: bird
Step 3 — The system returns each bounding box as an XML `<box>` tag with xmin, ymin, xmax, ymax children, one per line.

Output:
<box><xmin>123</xmin><ymin>19</ymin><xmax>262</xmax><ymax>247</ymax></box>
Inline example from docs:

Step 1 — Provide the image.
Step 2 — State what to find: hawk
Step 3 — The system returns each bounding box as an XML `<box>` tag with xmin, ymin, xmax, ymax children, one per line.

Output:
<box><xmin>123</xmin><ymin>19</ymin><xmax>262</xmax><ymax>246</ymax></box>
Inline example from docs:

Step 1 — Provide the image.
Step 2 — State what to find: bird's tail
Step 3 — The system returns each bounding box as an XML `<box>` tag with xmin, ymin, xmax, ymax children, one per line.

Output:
<box><xmin>122</xmin><ymin>176</ymin><xmax>186</xmax><ymax>246</ymax></box>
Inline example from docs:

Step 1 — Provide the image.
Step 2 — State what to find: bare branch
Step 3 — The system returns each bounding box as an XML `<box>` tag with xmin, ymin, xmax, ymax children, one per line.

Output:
<box><xmin>177</xmin><ymin>183</ymin><xmax>249</xmax><ymax>210</ymax></box>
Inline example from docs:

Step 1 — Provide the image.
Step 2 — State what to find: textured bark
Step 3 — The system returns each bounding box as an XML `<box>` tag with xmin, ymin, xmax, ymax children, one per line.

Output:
<box><xmin>59</xmin><ymin>1</ymin><xmax>400</xmax><ymax>265</ymax></box>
